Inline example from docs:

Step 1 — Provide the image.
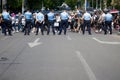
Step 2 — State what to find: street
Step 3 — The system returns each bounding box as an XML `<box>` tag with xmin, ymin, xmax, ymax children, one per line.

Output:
<box><xmin>0</xmin><ymin>31</ymin><xmax>120</xmax><ymax>80</ymax></box>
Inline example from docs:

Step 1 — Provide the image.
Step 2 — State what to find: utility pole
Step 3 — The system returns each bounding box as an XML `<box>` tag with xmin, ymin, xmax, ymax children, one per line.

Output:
<box><xmin>96</xmin><ymin>0</ymin><xmax>98</xmax><ymax>9</ymax></box>
<box><xmin>42</xmin><ymin>0</ymin><xmax>44</xmax><ymax>9</ymax></box>
<box><xmin>22</xmin><ymin>0</ymin><xmax>24</xmax><ymax>14</ymax></box>
<box><xmin>92</xmin><ymin>0</ymin><xmax>93</xmax><ymax>8</ymax></box>
<box><xmin>85</xmin><ymin>0</ymin><xmax>87</xmax><ymax>11</ymax></box>
<box><xmin>100</xmin><ymin>0</ymin><xmax>102</xmax><ymax>10</ymax></box>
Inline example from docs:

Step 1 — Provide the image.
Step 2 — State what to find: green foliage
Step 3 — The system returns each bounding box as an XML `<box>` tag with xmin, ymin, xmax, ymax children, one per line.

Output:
<box><xmin>65</xmin><ymin>0</ymin><xmax>77</xmax><ymax>9</ymax></box>
<box><xmin>26</xmin><ymin>0</ymin><xmax>41</xmax><ymax>9</ymax></box>
<box><xmin>107</xmin><ymin>0</ymin><xmax>112</xmax><ymax>7</ymax></box>
<box><xmin>6</xmin><ymin>0</ymin><xmax>120</xmax><ymax>11</ymax></box>
<box><xmin>7</xmin><ymin>0</ymin><xmax>22</xmax><ymax>9</ymax></box>
<box><xmin>115</xmin><ymin>5</ymin><xmax>120</xmax><ymax>9</ymax></box>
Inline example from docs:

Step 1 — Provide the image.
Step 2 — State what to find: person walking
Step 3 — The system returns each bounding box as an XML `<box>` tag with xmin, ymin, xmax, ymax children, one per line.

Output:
<box><xmin>82</xmin><ymin>11</ymin><xmax>92</xmax><ymax>35</ymax></box>
<box><xmin>58</xmin><ymin>9</ymin><xmax>69</xmax><ymax>35</ymax></box>
<box><xmin>35</xmin><ymin>10</ymin><xmax>44</xmax><ymax>35</ymax></box>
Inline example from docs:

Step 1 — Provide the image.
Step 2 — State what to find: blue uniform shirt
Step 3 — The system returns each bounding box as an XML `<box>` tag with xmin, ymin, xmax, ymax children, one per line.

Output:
<box><xmin>60</xmin><ymin>12</ymin><xmax>69</xmax><ymax>20</ymax></box>
<box><xmin>2</xmin><ymin>11</ymin><xmax>10</xmax><ymax>20</ymax></box>
<box><xmin>47</xmin><ymin>12</ymin><xmax>54</xmax><ymax>21</ymax></box>
<box><xmin>83</xmin><ymin>12</ymin><xmax>91</xmax><ymax>20</ymax></box>
<box><xmin>105</xmin><ymin>13</ymin><xmax>113</xmax><ymax>21</ymax></box>
<box><xmin>24</xmin><ymin>11</ymin><xmax>32</xmax><ymax>20</ymax></box>
<box><xmin>36</xmin><ymin>12</ymin><xmax>44</xmax><ymax>21</ymax></box>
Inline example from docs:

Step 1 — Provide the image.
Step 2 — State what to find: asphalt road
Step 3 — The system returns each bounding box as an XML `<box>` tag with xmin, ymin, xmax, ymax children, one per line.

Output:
<box><xmin>0</xmin><ymin>31</ymin><xmax>120</xmax><ymax>80</ymax></box>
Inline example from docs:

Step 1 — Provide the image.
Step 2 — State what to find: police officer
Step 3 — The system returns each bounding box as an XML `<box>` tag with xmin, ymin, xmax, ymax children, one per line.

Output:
<box><xmin>104</xmin><ymin>11</ymin><xmax>113</xmax><ymax>35</ymax></box>
<box><xmin>2</xmin><ymin>9</ymin><xmax>12</xmax><ymax>36</ymax></box>
<box><xmin>24</xmin><ymin>9</ymin><xmax>32</xmax><ymax>35</ymax></box>
<box><xmin>47</xmin><ymin>9</ymin><xmax>55</xmax><ymax>35</ymax></box>
<box><xmin>82</xmin><ymin>11</ymin><xmax>92</xmax><ymax>35</ymax></box>
<box><xmin>35</xmin><ymin>10</ymin><xmax>44</xmax><ymax>35</ymax></box>
<box><xmin>59</xmin><ymin>9</ymin><xmax>69</xmax><ymax>35</ymax></box>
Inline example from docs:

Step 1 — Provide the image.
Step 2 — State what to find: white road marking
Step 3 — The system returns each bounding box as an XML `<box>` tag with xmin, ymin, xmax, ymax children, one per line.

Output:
<box><xmin>28</xmin><ymin>38</ymin><xmax>42</xmax><ymax>48</ymax></box>
<box><xmin>76</xmin><ymin>51</ymin><xmax>97</xmax><ymax>80</ymax></box>
<box><xmin>66</xmin><ymin>35</ymin><xmax>72</xmax><ymax>40</ymax></box>
<box><xmin>93</xmin><ymin>37</ymin><xmax>120</xmax><ymax>45</ymax></box>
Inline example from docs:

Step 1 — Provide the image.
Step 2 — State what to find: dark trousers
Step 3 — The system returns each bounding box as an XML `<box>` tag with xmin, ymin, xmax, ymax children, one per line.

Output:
<box><xmin>36</xmin><ymin>21</ymin><xmax>44</xmax><ymax>35</ymax></box>
<box><xmin>83</xmin><ymin>20</ymin><xmax>91</xmax><ymax>35</ymax></box>
<box><xmin>101</xmin><ymin>22</ymin><xmax>105</xmax><ymax>30</ymax></box>
<box><xmin>104</xmin><ymin>21</ymin><xmax>112</xmax><ymax>34</ymax></box>
<box><xmin>59</xmin><ymin>20</ymin><xmax>68</xmax><ymax>35</ymax></box>
<box><xmin>24</xmin><ymin>19</ymin><xmax>31</xmax><ymax>35</ymax></box>
<box><xmin>3</xmin><ymin>19</ymin><xmax>12</xmax><ymax>36</ymax></box>
<box><xmin>47</xmin><ymin>20</ymin><xmax>55</xmax><ymax>35</ymax></box>
<box><xmin>0</xmin><ymin>22</ymin><xmax>5</xmax><ymax>33</ymax></box>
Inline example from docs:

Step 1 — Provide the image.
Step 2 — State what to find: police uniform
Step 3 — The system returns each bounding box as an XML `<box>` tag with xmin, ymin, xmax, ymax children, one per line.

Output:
<box><xmin>47</xmin><ymin>11</ymin><xmax>55</xmax><ymax>35</ymax></box>
<box><xmin>24</xmin><ymin>10</ymin><xmax>32</xmax><ymax>35</ymax></box>
<box><xmin>104</xmin><ymin>12</ymin><xmax>113</xmax><ymax>35</ymax></box>
<box><xmin>2</xmin><ymin>10</ymin><xmax>12</xmax><ymax>36</ymax></box>
<box><xmin>35</xmin><ymin>12</ymin><xmax>44</xmax><ymax>35</ymax></box>
<box><xmin>59</xmin><ymin>10</ymin><xmax>69</xmax><ymax>35</ymax></box>
<box><xmin>82</xmin><ymin>11</ymin><xmax>92</xmax><ymax>35</ymax></box>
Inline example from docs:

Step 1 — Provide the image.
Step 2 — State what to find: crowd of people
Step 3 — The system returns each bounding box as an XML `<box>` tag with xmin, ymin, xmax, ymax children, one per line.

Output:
<box><xmin>0</xmin><ymin>8</ymin><xmax>120</xmax><ymax>36</ymax></box>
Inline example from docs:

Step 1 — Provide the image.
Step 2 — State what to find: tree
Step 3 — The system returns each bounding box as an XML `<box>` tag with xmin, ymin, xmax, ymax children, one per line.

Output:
<box><xmin>7</xmin><ymin>0</ymin><xmax>22</xmax><ymax>12</ymax></box>
<box><xmin>26</xmin><ymin>0</ymin><xmax>41</xmax><ymax>10</ymax></box>
<box><xmin>64</xmin><ymin>0</ymin><xmax>77</xmax><ymax>9</ymax></box>
<box><xmin>114</xmin><ymin>0</ymin><xmax>120</xmax><ymax>9</ymax></box>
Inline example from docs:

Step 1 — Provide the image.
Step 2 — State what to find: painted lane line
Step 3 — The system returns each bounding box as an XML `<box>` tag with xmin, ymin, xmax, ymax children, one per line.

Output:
<box><xmin>66</xmin><ymin>35</ymin><xmax>72</xmax><ymax>40</ymax></box>
<box><xmin>34</xmin><ymin>38</ymin><xmax>40</xmax><ymax>43</ymax></box>
<box><xmin>28</xmin><ymin>38</ymin><xmax>42</xmax><ymax>48</ymax></box>
<box><xmin>76</xmin><ymin>51</ymin><xmax>97</xmax><ymax>80</ymax></box>
<box><xmin>93</xmin><ymin>37</ymin><xmax>120</xmax><ymax>45</ymax></box>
